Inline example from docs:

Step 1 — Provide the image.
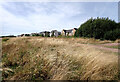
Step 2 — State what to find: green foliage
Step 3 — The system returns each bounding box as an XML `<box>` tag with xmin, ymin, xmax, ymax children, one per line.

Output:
<box><xmin>32</xmin><ymin>34</ymin><xmax>40</xmax><ymax>36</ymax></box>
<box><xmin>58</xmin><ymin>35</ymin><xmax>63</xmax><ymax>38</ymax></box>
<box><xmin>39</xmin><ymin>34</ymin><xmax>44</xmax><ymax>37</ymax></box>
<box><xmin>2</xmin><ymin>38</ymin><xmax>9</xmax><ymax>42</ymax></box>
<box><xmin>104</xmin><ymin>28</ymin><xmax>120</xmax><ymax>41</ymax></box>
<box><xmin>45</xmin><ymin>32</ymin><xmax>50</xmax><ymax>37</ymax></box>
<box><xmin>51</xmin><ymin>32</ymin><xmax>54</xmax><ymax>37</ymax></box>
<box><xmin>75</xmin><ymin>17</ymin><xmax>120</xmax><ymax>41</ymax></box>
<box><xmin>25</xmin><ymin>34</ymin><xmax>30</xmax><ymax>36</ymax></box>
<box><xmin>2</xmin><ymin>53</ymin><xmax>7</xmax><ymax>58</ymax></box>
<box><xmin>67</xmin><ymin>32</ymin><xmax>69</xmax><ymax>36</ymax></box>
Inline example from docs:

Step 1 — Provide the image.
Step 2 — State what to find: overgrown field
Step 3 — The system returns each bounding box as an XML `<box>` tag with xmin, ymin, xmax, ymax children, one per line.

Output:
<box><xmin>1</xmin><ymin>37</ymin><xmax>119</xmax><ymax>80</ymax></box>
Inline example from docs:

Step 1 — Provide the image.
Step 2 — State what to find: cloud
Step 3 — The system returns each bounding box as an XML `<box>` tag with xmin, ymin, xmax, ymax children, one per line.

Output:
<box><xmin>0</xmin><ymin>2</ymin><xmax>84</xmax><ymax>35</ymax></box>
<box><xmin>0</xmin><ymin>4</ymin><xmax>34</xmax><ymax>33</ymax></box>
<box><xmin>0</xmin><ymin>2</ymin><xmax>118</xmax><ymax>36</ymax></box>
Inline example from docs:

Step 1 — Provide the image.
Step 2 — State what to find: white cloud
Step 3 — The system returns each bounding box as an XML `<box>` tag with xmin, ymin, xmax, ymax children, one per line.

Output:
<box><xmin>0</xmin><ymin>2</ymin><xmax>84</xmax><ymax>35</ymax></box>
<box><xmin>0</xmin><ymin>2</ymin><xmax>118</xmax><ymax>36</ymax></box>
<box><xmin>0</xmin><ymin>3</ymin><xmax>35</xmax><ymax>35</ymax></box>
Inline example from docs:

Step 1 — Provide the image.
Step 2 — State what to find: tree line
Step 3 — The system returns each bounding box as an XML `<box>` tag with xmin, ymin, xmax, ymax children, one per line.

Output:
<box><xmin>75</xmin><ymin>17</ymin><xmax>120</xmax><ymax>41</ymax></box>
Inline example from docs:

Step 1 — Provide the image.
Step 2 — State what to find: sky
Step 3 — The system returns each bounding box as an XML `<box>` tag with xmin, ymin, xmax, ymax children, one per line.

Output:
<box><xmin>0</xmin><ymin>2</ymin><xmax>118</xmax><ymax>36</ymax></box>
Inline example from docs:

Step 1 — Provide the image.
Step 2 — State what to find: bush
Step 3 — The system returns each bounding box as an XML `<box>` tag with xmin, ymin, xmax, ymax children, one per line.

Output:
<box><xmin>75</xmin><ymin>17</ymin><xmax>119</xmax><ymax>41</ymax></box>
<box><xmin>104</xmin><ymin>28</ymin><xmax>120</xmax><ymax>41</ymax></box>
<box><xmin>2</xmin><ymin>38</ymin><xmax>9</xmax><ymax>42</ymax></box>
<box><xmin>32</xmin><ymin>34</ymin><xmax>40</xmax><ymax>36</ymax></box>
<box><xmin>40</xmin><ymin>34</ymin><xmax>44</xmax><ymax>37</ymax></box>
<box><xmin>45</xmin><ymin>33</ymin><xmax>50</xmax><ymax>37</ymax></box>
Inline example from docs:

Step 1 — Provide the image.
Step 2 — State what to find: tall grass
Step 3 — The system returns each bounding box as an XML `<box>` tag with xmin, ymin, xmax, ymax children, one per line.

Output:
<box><xmin>2</xmin><ymin>38</ymin><xmax>9</xmax><ymax>42</ymax></box>
<box><xmin>1</xmin><ymin>37</ymin><xmax>118</xmax><ymax>80</ymax></box>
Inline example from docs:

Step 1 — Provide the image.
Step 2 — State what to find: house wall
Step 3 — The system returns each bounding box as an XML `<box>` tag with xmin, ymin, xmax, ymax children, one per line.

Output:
<box><xmin>72</xmin><ymin>29</ymin><xmax>77</xmax><ymax>36</ymax></box>
<box><xmin>55</xmin><ymin>32</ymin><xmax>58</xmax><ymax>37</ymax></box>
<box><xmin>50</xmin><ymin>33</ymin><xmax>52</xmax><ymax>37</ymax></box>
<box><xmin>69</xmin><ymin>33</ymin><xmax>73</xmax><ymax>36</ymax></box>
<box><xmin>65</xmin><ymin>32</ymin><xmax>72</xmax><ymax>36</ymax></box>
<box><xmin>50</xmin><ymin>31</ymin><xmax>61</xmax><ymax>37</ymax></box>
<box><xmin>61</xmin><ymin>30</ymin><xmax>65</xmax><ymax>36</ymax></box>
<box><xmin>50</xmin><ymin>31</ymin><xmax>57</xmax><ymax>37</ymax></box>
<box><xmin>43</xmin><ymin>33</ymin><xmax>45</xmax><ymax>36</ymax></box>
<box><xmin>59</xmin><ymin>29</ymin><xmax>77</xmax><ymax>36</ymax></box>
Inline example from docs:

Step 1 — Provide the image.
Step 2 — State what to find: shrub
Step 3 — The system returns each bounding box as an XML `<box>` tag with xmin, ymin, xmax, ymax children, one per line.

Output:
<box><xmin>2</xmin><ymin>38</ymin><xmax>9</xmax><ymax>42</ymax></box>
<box><xmin>32</xmin><ymin>34</ymin><xmax>40</xmax><ymax>36</ymax></box>
<box><xmin>75</xmin><ymin>17</ymin><xmax>119</xmax><ymax>41</ymax></box>
<box><xmin>104</xmin><ymin>28</ymin><xmax>120</xmax><ymax>41</ymax></box>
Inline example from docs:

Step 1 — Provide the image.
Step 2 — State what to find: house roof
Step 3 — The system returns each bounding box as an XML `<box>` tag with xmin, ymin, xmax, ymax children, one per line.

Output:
<box><xmin>74</xmin><ymin>28</ymin><xmax>78</xmax><ymax>30</ymax></box>
<box><xmin>51</xmin><ymin>30</ymin><xmax>57</xmax><ymax>32</ymax></box>
<box><xmin>40</xmin><ymin>31</ymin><xmax>50</xmax><ymax>33</ymax></box>
<box><xmin>63</xmin><ymin>28</ymin><xmax>78</xmax><ymax>33</ymax></box>
<box><xmin>31</xmin><ymin>33</ymin><xmax>40</xmax><ymax>34</ymax></box>
<box><xmin>63</xmin><ymin>29</ymin><xmax>73</xmax><ymax>33</ymax></box>
<box><xmin>51</xmin><ymin>30</ymin><xmax>61</xmax><ymax>34</ymax></box>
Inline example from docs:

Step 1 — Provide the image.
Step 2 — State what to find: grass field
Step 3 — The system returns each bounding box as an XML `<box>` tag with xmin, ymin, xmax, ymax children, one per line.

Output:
<box><xmin>1</xmin><ymin>37</ymin><xmax>119</xmax><ymax>80</ymax></box>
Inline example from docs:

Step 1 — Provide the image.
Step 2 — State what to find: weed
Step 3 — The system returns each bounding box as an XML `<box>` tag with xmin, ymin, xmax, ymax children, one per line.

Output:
<box><xmin>2</xmin><ymin>53</ymin><xmax>7</xmax><ymax>58</ymax></box>
<box><xmin>2</xmin><ymin>38</ymin><xmax>9</xmax><ymax>42</ymax></box>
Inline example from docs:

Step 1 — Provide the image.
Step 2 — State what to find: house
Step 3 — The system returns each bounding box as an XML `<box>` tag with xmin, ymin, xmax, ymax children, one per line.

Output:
<box><xmin>30</xmin><ymin>33</ymin><xmax>40</xmax><ymax>36</ymax></box>
<box><xmin>61</xmin><ymin>28</ymin><xmax>78</xmax><ymax>36</ymax></box>
<box><xmin>50</xmin><ymin>30</ymin><xmax>61</xmax><ymax>37</ymax></box>
<box><xmin>17</xmin><ymin>34</ymin><xmax>30</xmax><ymax>37</ymax></box>
<box><xmin>17</xmin><ymin>35</ymin><xmax>22</xmax><ymax>37</ymax></box>
<box><xmin>17</xmin><ymin>34</ymin><xmax>24</xmax><ymax>37</ymax></box>
<box><xmin>40</xmin><ymin>31</ymin><xmax>50</xmax><ymax>37</ymax></box>
<box><xmin>24</xmin><ymin>34</ymin><xmax>30</xmax><ymax>36</ymax></box>
<box><xmin>39</xmin><ymin>32</ymin><xmax>45</xmax><ymax>36</ymax></box>
<box><xmin>72</xmin><ymin>28</ymin><xmax>78</xmax><ymax>35</ymax></box>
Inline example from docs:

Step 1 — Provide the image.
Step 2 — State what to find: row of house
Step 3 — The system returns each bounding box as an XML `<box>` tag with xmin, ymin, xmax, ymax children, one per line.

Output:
<box><xmin>17</xmin><ymin>28</ymin><xmax>78</xmax><ymax>37</ymax></box>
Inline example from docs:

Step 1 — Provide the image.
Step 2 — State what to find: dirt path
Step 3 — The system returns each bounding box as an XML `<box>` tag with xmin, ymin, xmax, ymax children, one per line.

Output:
<box><xmin>75</xmin><ymin>43</ymin><xmax>119</xmax><ymax>53</ymax></box>
<box><xmin>89</xmin><ymin>44</ymin><xmax>118</xmax><ymax>53</ymax></box>
<box><xmin>102</xmin><ymin>43</ymin><xmax>120</xmax><ymax>46</ymax></box>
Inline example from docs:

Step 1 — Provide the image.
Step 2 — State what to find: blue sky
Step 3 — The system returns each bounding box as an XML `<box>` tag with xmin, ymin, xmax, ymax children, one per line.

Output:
<box><xmin>0</xmin><ymin>2</ymin><xmax>118</xmax><ymax>36</ymax></box>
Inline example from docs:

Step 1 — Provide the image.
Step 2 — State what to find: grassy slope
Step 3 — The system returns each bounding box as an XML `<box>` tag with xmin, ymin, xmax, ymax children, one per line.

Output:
<box><xmin>1</xmin><ymin>37</ymin><xmax>119</xmax><ymax>80</ymax></box>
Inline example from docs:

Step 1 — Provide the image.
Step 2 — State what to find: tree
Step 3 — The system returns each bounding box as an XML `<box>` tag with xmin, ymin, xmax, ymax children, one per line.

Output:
<box><xmin>45</xmin><ymin>32</ymin><xmax>50</xmax><ymax>37</ymax></box>
<box><xmin>51</xmin><ymin>31</ymin><xmax>54</xmax><ymax>37</ymax></box>
<box><xmin>104</xmin><ymin>28</ymin><xmax>120</xmax><ymax>41</ymax></box>
<box><xmin>75</xmin><ymin>17</ymin><xmax>119</xmax><ymax>41</ymax></box>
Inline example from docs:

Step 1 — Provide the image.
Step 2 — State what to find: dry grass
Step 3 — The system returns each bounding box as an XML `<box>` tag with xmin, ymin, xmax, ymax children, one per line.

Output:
<box><xmin>1</xmin><ymin>37</ymin><xmax>119</xmax><ymax>80</ymax></box>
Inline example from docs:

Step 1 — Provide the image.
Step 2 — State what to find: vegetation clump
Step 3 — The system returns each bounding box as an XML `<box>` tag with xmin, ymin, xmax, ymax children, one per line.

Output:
<box><xmin>2</xmin><ymin>38</ymin><xmax>9</xmax><ymax>42</ymax></box>
<box><xmin>75</xmin><ymin>17</ymin><xmax>120</xmax><ymax>41</ymax></box>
